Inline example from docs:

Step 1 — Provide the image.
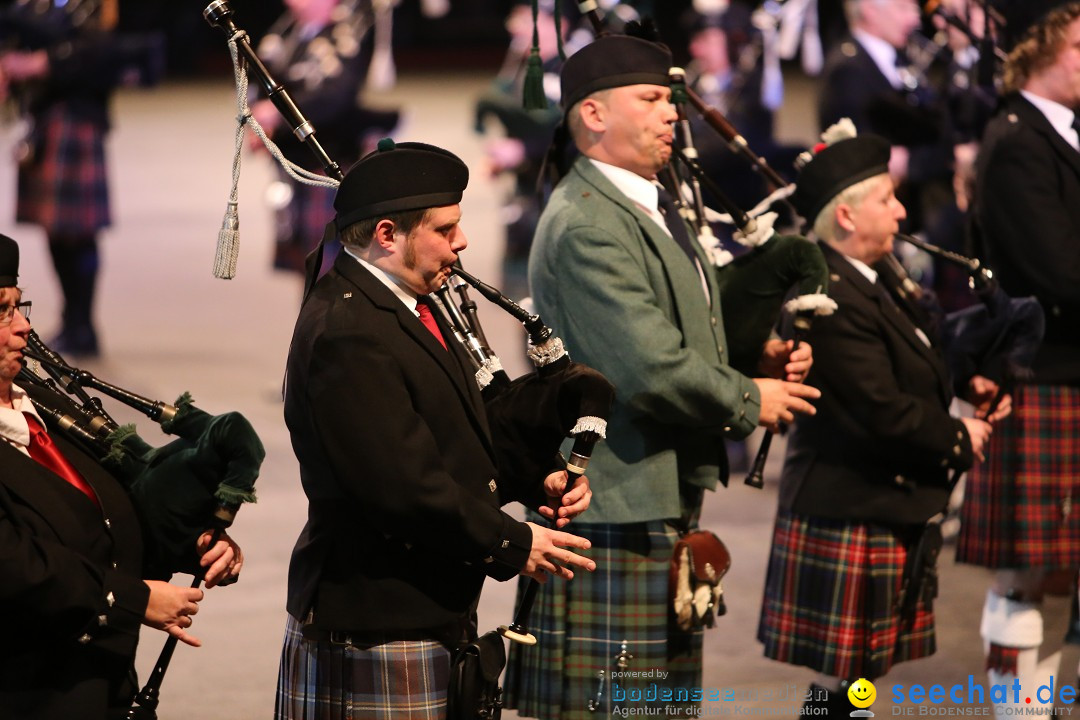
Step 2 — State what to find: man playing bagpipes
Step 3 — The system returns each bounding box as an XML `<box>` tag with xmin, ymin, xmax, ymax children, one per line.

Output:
<box><xmin>0</xmin><ymin>233</ymin><xmax>246</xmax><ymax>720</ymax></box>
<box><xmin>756</xmin><ymin>127</ymin><xmax>1004</xmax><ymax>714</ymax></box>
<box><xmin>274</xmin><ymin>140</ymin><xmax>598</xmax><ymax>720</ymax></box>
<box><xmin>957</xmin><ymin>4</ymin><xmax>1080</xmax><ymax>712</ymax></box>
<box><xmin>503</xmin><ymin>31</ymin><xmax>820</xmax><ymax>720</ymax></box>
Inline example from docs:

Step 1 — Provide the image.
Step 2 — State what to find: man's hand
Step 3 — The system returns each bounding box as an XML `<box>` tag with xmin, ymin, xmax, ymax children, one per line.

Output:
<box><xmin>961</xmin><ymin>416</ymin><xmax>993</xmax><ymax>462</ymax></box>
<box><xmin>967</xmin><ymin>374</ymin><xmax>1012</xmax><ymax>423</ymax></box>
<box><xmin>758</xmin><ymin>339</ymin><xmax>814</xmax><ymax>382</ymax></box>
<box><xmin>143</xmin><ymin>581</ymin><xmax>204</xmax><ymax>647</ymax></box>
<box><xmin>752</xmin><ymin>378</ymin><xmax>820</xmax><ymax>431</ymax></box>
<box><xmin>537</xmin><ymin>470</ymin><xmax>592</xmax><ymax>528</ymax></box>
<box><xmin>521</xmin><ymin>523</ymin><xmax>596</xmax><ymax>583</ymax></box>
<box><xmin>196</xmin><ymin>530</ymin><xmax>243</xmax><ymax>588</ymax></box>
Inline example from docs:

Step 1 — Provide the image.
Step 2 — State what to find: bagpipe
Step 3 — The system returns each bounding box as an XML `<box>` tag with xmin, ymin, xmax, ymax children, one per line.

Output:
<box><xmin>894</xmin><ymin>232</ymin><xmax>1044</xmax><ymax>433</ymax></box>
<box><xmin>16</xmin><ymin>330</ymin><xmax>264</xmax><ymax>719</ymax></box>
<box><xmin>203</xmin><ymin>3</ymin><xmax>615</xmax><ymax>717</ymax></box>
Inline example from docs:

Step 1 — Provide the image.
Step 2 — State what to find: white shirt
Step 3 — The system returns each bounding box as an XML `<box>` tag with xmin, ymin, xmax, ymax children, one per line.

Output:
<box><xmin>342</xmin><ymin>246</ymin><xmax>421</xmax><ymax>316</ymax></box>
<box><xmin>588</xmin><ymin>158</ymin><xmax>711</xmax><ymax>302</ymax></box>
<box><xmin>1021</xmin><ymin>89</ymin><xmax>1080</xmax><ymax>152</ymax></box>
<box><xmin>853</xmin><ymin>29</ymin><xmax>904</xmax><ymax>90</ymax></box>
<box><xmin>0</xmin><ymin>383</ymin><xmax>48</xmax><ymax>457</ymax></box>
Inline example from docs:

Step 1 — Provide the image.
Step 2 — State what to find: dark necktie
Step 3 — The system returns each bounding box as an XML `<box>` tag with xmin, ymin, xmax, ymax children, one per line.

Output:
<box><xmin>416</xmin><ymin>299</ymin><xmax>447</xmax><ymax>351</ymax></box>
<box><xmin>23</xmin><ymin>412</ymin><xmax>100</xmax><ymax>507</ymax></box>
<box><xmin>655</xmin><ymin>187</ymin><xmax>699</xmax><ymax>266</ymax></box>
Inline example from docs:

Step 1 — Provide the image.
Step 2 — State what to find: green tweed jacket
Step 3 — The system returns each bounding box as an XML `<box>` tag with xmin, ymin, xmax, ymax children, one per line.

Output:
<box><xmin>528</xmin><ymin>156</ymin><xmax>761</xmax><ymax>524</ymax></box>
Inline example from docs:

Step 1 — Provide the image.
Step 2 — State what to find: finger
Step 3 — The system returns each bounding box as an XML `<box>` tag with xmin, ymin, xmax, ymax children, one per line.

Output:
<box><xmin>170</xmin><ymin>626</ymin><xmax>202</xmax><ymax>648</ymax></box>
<box><xmin>537</xmin><ymin>505</ymin><xmax>556</xmax><ymax>519</ymax></box>
<box><xmin>551</xmin><ymin>532</ymin><xmax>592</xmax><ymax>550</ymax></box>
<box><xmin>791</xmin><ymin>384</ymin><xmax>822</xmax><ymax>399</ymax></box>
<box><xmin>561</xmin><ymin>551</ymin><xmax>597</xmax><ymax>572</ymax></box>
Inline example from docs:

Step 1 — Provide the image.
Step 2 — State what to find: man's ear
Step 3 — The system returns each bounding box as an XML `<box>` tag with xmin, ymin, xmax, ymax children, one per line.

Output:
<box><xmin>579</xmin><ymin>97</ymin><xmax>606</xmax><ymax>133</ymax></box>
<box><xmin>836</xmin><ymin>203</ymin><xmax>857</xmax><ymax>233</ymax></box>
<box><xmin>373</xmin><ymin>218</ymin><xmax>398</xmax><ymax>250</ymax></box>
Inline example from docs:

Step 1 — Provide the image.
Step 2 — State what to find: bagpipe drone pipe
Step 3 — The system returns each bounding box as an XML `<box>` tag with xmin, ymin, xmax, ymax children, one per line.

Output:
<box><xmin>17</xmin><ymin>330</ymin><xmax>265</xmax><ymax>719</ymax></box>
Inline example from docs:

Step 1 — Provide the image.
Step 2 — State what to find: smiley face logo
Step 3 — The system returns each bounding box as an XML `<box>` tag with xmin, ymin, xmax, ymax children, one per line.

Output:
<box><xmin>847</xmin><ymin>678</ymin><xmax>877</xmax><ymax>709</ymax></box>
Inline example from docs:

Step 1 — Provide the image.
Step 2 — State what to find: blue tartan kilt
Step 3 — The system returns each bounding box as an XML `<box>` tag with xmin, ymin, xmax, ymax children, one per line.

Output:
<box><xmin>17</xmin><ymin>105</ymin><xmax>110</xmax><ymax>236</ymax></box>
<box><xmin>956</xmin><ymin>383</ymin><xmax>1080</xmax><ymax>570</ymax></box>
<box><xmin>757</xmin><ymin>512</ymin><xmax>936</xmax><ymax>680</ymax></box>
<box><xmin>502</xmin><ymin>515</ymin><xmax>704</xmax><ymax>720</ymax></box>
<box><xmin>275</xmin><ymin>614</ymin><xmax>451</xmax><ymax>720</ymax></box>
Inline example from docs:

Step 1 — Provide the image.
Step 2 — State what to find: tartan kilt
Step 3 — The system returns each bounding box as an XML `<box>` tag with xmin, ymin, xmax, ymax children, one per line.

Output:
<box><xmin>275</xmin><ymin>614</ymin><xmax>451</xmax><ymax>720</ymax></box>
<box><xmin>956</xmin><ymin>383</ymin><xmax>1080</xmax><ymax>569</ymax></box>
<box><xmin>502</xmin><ymin>516</ymin><xmax>704</xmax><ymax>720</ymax></box>
<box><xmin>16</xmin><ymin>105</ymin><xmax>110</xmax><ymax>235</ymax></box>
<box><xmin>757</xmin><ymin>512</ymin><xmax>936</xmax><ymax>680</ymax></box>
<box><xmin>273</xmin><ymin>179</ymin><xmax>338</xmax><ymax>275</ymax></box>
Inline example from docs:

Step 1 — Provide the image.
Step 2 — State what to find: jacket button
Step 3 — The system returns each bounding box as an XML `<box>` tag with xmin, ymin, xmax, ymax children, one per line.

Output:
<box><xmin>483</xmin><ymin>556</ymin><xmax>494</xmax><ymax>564</ymax></box>
<box><xmin>98</xmin><ymin>614</ymin><xmax>108</xmax><ymax>627</ymax></box>
<box><xmin>711</xmin><ymin>317</ymin><xmax>718</xmax><ymax>327</ymax></box>
<box><xmin>743</xmin><ymin>392</ymin><xmax>751</xmax><ymax>401</ymax></box>
<box><xmin>953</xmin><ymin>445</ymin><xmax>962</xmax><ymax>456</ymax></box>
<box><xmin>106</xmin><ymin>591</ymin><xmax>115</xmax><ymax>608</ymax></box>
<box><xmin>501</xmin><ymin>539</ymin><xmax>510</xmax><ymax>549</ymax></box>
<box><xmin>488</xmin><ymin>479</ymin><xmax>497</xmax><ymax>493</ymax></box>
<box><xmin>78</xmin><ymin>634</ymin><xmax>92</xmax><ymax>644</ymax></box>
<box><xmin>103</xmin><ymin>518</ymin><xmax>112</xmax><ymax>530</ymax></box>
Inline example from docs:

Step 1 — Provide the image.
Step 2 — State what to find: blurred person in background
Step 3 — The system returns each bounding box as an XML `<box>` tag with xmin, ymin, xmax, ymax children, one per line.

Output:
<box><xmin>0</xmin><ymin>0</ymin><xmax>160</xmax><ymax>357</ymax></box>
<box><xmin>251</xmin><ymin>0</ymin><xmax>399</xmax><ymax>278</ymax></box>
<box><xmin>818</xmin><ymin>0</ymin><xmax>966</xmax><ymax>310</ymax></box>
<box><xmin>474</xmin><ymin>0</ymin><xmax>568</xmax><ymax>298</ymax></box>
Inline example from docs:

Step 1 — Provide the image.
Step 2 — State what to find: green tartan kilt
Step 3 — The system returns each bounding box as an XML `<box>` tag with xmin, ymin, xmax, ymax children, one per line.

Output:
<box><xmin>502</xmin><ymin>516</ymin><xmax>704</xmax><ymax>720</ymax></box>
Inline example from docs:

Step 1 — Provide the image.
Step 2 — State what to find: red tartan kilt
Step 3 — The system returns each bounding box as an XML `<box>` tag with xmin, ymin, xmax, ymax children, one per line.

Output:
<box><xmin>956</xmin><ymin>383</ymin><xmax>1080</xmax><ymax>569</ymax></box>
<box><xmin>758</xmin><ymin>512</ymin><xmax>936</xmax><ymax>680</ymax></box>
<box><xmin>16</xmin><ymin>106</ymin><xmax>110</xmax><ymax>236</ymax></box>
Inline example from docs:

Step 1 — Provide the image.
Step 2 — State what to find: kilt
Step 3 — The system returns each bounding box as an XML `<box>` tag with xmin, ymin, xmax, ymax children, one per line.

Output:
<box><xmin>502</xmin><ymin>516</ymin><xmax>704</xmax><ymax>720</ymax></box>
<box><xmin>275</xmin><ymin>614</ymin><xmax>451</xmax><ymax>720</ymax></box>
<box><xmin>17</xmin><ymin>105</ymin><xmax>110</xmax><ymax>236</ymax></box>
<box><xmin>956</xmin><ymin>384</ymin><xmax>1080</xmax><ymax>569</ymax></box>
<box><xmin>757</xmin><ymin>512</ymin><xmax>936</xmax><ymax>680</ymax></box>
<box><xmin>273</xmin><ymin>179</ymin><xmax>339</xmax><ymax>275</ymax></box>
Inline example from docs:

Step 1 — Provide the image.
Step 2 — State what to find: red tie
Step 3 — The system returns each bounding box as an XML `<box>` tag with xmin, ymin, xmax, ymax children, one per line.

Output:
<box><xmin>23</xmin><ymin>413</ymin><xmax>100</xmax><ymax>507</ymax></box>
<box><xmin>416</xmin><ymin>300</ymin><xmax>447</xmax><ymax>350</ymax></box>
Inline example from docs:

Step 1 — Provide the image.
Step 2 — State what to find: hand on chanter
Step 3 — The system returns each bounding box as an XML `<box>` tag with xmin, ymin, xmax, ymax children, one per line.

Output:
<box><xmin>522</xmin><ymin>524</ymin><xmax>595</xmax><ymax>583</ymax></box>
<box><xmin>537</xmin><ymin>470</ymin><xmax>592</xmax><ymax>528</ymax></box>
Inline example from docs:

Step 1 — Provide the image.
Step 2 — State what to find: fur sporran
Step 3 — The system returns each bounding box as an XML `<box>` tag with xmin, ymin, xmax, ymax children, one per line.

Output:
<box><xmin>669</xmin><ymin>530</ymin><xmax>731</xmax><ymax>631</ymax></box>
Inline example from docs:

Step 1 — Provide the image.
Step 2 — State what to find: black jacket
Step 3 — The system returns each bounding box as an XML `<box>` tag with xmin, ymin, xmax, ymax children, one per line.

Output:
<box><xmin>284</xmin><ymin>254</ymin><xmax>538</xmax><ymax>643</ymax></box>
<box><xmin>779</xmin><ymin>243</ymin><xmax>973</xmax><ymax>525</ymax></box>
<box><xmin>973</xmin><ymin>93</ymin><xmax>1080</xmax><ymax>385</ymax></box>
<box><xmin>0</xmin><ymin>387</ymin><xmax>149</xmax><ymax>720</ymax></box>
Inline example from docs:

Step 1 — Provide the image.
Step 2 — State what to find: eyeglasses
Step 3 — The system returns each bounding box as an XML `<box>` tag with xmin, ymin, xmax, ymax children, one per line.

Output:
<box><xmin>0</xmin><ymin>301</ymin><xmax>31</xmax><ymax>326</ymax></box>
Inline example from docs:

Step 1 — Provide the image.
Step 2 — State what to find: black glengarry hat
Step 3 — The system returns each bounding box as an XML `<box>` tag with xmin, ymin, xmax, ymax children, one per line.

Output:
<box><xmin>0</xmin><ymin>234</ymin><xmax>19</xmax><ymax>287</ymax></box>
<box><xmin>334</xmin><ymin>139</ymin><xmax>470</xmax><ymax>230</ymax></box>
<box><xmin>559</xmin><ymin>34</ymin><xmax>672</xmax><ymax>111</ymax></box>
<box><xmin>790</xmin><ymin>135</ymin><xmax>891</xmax><ymax>223</ymax></box>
